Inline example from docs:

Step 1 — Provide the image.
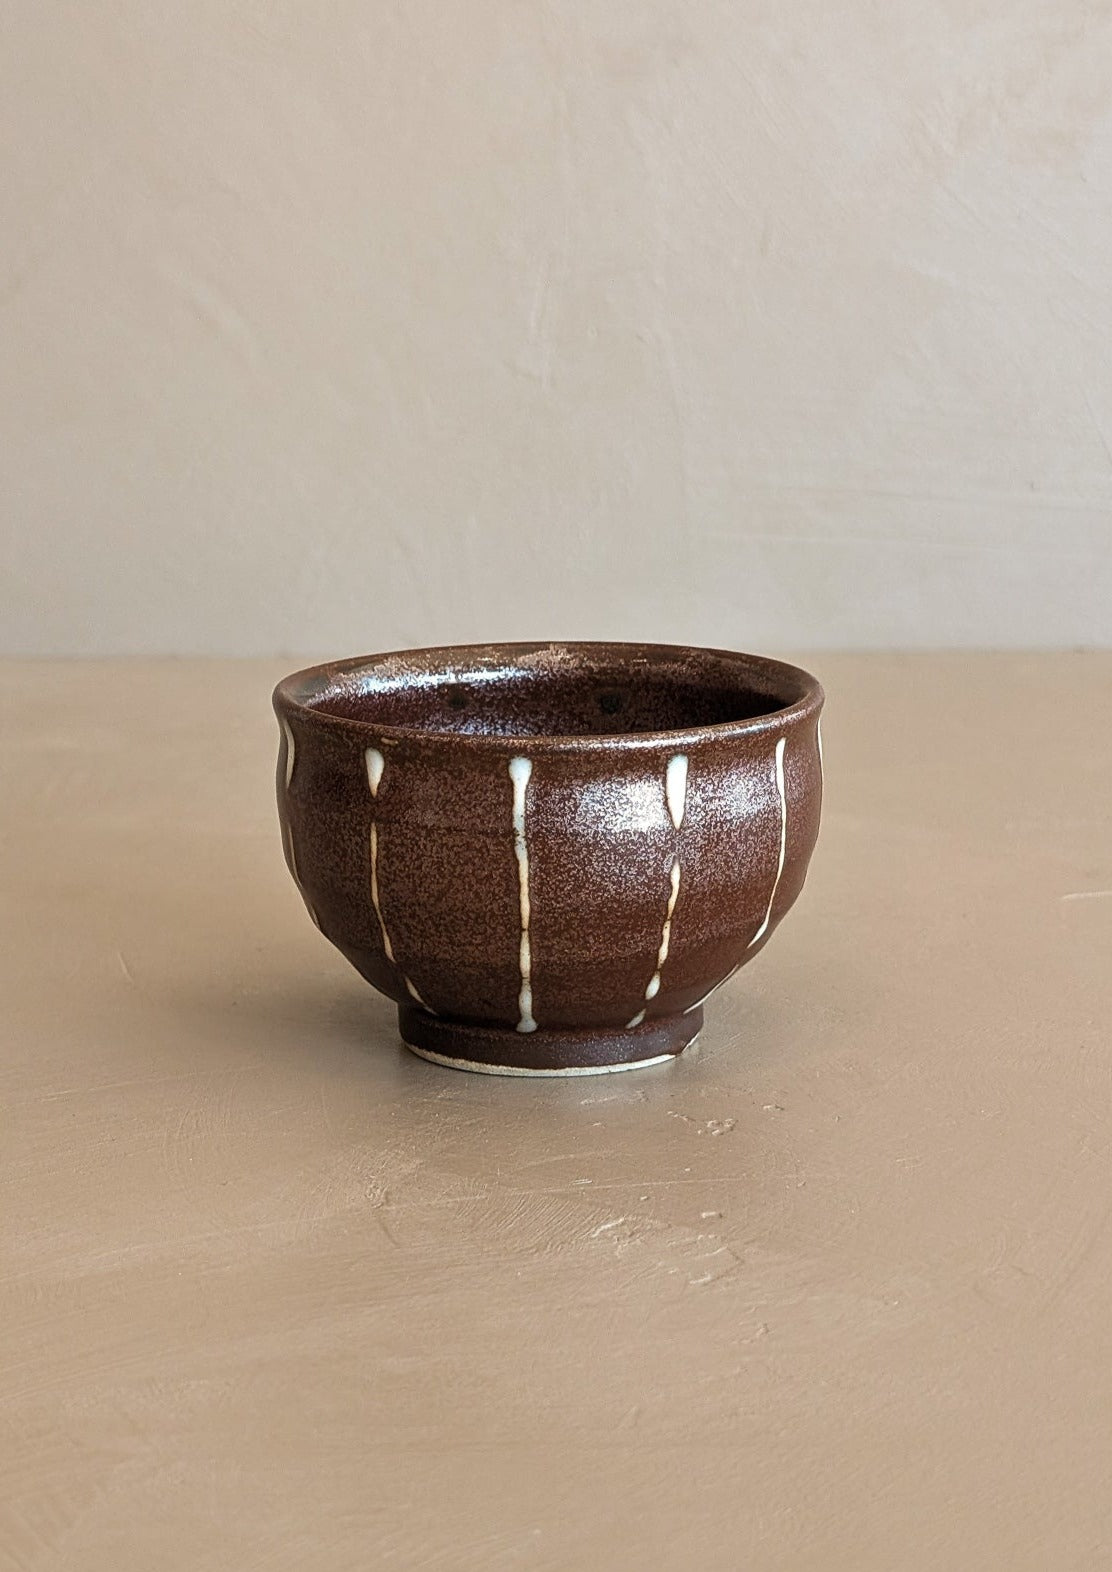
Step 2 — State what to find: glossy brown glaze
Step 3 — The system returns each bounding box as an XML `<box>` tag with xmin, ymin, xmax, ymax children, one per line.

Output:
<box><xmin>273</xmin><ymin>642</ymin><xmax>824</xmax><ymax>1074</ymax></box>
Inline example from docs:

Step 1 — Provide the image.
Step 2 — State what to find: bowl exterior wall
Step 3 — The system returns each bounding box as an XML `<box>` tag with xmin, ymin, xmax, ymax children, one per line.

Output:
<box><xmin>275</xmin><ymin>701</ymin><xmax>822</xmax><ymax>1034</ymax></box>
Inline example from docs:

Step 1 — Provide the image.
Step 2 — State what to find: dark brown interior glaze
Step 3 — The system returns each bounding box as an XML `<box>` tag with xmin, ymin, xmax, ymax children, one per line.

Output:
<box><xmin>299</xmin><ymin>644</ymin><xmax>810</xmax><ymax>739</ymax></box>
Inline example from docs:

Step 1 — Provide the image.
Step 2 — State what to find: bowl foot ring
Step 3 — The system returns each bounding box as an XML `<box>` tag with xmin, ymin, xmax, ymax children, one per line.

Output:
<box><xmin>398</xmin><ymin>1004</ymin><xmax>702</xmax><ymax>1077</ymax></box>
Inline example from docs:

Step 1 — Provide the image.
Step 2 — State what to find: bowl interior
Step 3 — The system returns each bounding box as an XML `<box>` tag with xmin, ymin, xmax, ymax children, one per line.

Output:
<box><xmin>287</xmin><ymin>643</ymin><xmax>812</xmax><ymax>740</ymax></box>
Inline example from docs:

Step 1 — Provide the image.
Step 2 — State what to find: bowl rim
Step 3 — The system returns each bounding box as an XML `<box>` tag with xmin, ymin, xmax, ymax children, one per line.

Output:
<box><xmin>273</xmin><ymin>640</ymin><xmax>824</xmax><ymax>754</ymax></box>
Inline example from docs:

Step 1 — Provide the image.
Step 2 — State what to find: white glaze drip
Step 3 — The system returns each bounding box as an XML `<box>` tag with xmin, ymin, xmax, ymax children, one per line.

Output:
<box><xmin>509</xmin><ymin>756</ymin><xmax>537</xmax><ymax>1032</ymax></box>
<box><xmin>683</xmin><ymin>965</ymin><xmax>738</xmax><ymax>1014</ymax></box>
<box><xmin>628</xmin><ymin>755</ymin><xmax>687</xmax><ymax>1028</ymax></box>
<box><xmin>748</xmin><ymin>735</ymin><xmax>787</xmax><ymax>948</ymax></box>
<box><xmin>666</xmin><ymin>752</ymin><xmax>689</xmax><ymax>829</ymax></box>
<box><xmin>658</xmin><ymin>858</ymin><xmax>681</xmax><ymax>969</ymax></box>
<box><xmin>369</xmin><ymin>822</ymin><xmax>394</xmax><ymax>962</ymax></box>
<box><xmin>365</xmin><ymin>745</ymin><xmax>385</xmax><ymax>796</ymax></box>
<box><xmin>282</xmin><ymin>716</ymin><xmax>296</xmax><ymax>789</ymax></box>
<box><xmin>365</xmin><ymin>746</ymin><xmax>433</xmax><ymax>1011</ymax></box>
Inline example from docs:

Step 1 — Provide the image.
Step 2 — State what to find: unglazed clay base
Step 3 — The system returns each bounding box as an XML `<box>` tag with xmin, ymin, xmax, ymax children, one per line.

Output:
<box><xmin>397</xmin><ymin>1003</ymin><xmax>703</xmax><ymax>1076</ymax></box>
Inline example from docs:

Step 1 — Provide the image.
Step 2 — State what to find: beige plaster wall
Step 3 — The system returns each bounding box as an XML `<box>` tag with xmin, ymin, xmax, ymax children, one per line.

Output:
<box><xmin>2</xmin><ymin>2</ymin><xmax>1110</xmax><ymax>653</ymax></box>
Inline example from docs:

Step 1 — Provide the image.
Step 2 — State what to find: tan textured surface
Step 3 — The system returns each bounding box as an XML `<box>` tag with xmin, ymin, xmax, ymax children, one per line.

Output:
<box><xmin>4</xmin><ymin>4</ymin><xmax>1112</xmax><ymax>656</ymax></box>
<box><xmin>2</xmin><ymin>653</ymin><xmax>1110</xmax><ymax>1570</ymax></box>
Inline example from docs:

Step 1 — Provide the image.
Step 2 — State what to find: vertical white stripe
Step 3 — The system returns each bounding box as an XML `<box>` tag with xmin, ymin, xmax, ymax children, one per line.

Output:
<box><xmin>282</xmin><ymin>716</ymin><xmax>296</xmax><ymax>789</ymax></box>
<box><xmin>369</xmin><ymin>822</ymin><xmax>395</xmax><ymax>962</ymax></box>
<box><xmin>509</xmin><ymin>756</ymin><xmax>537</xmax><ymax>1032</ymax></box>
<box><xmin>365</xmin><ymin>746</ymin><xmax>434</xmax><ymax>1012</ymax></box>
<box><xmin>683</xmin><ymin>963</ymin><xmax>739</xmax><ymax>1014</ymax></box>
<box><xmin>628</xmin><ymin>756</ymin><xmax>687</xmax><ymax>1028</ymax></box>
<box><xmin>655</xmin><ymin>859</ymin><xmax>682</xmax><ymax>975</ymax></box>
<box><xmin>748</xmin><ymin>736</ymin><xmax>788</xmax><ymax>948</ymax></box>
<box><xmin>816</xmin><ymin>719</ymin><xmax>823</xmax><ymax>785</ymax></box>
<box><xmin>684</xmin><ymin>734</ymin><xmax>794</xmax><ymax>1008</ymax></box>
<box><xmin>666</xmin><ymin>753</ymin><xmax>689</xmax><ymax>829</ymax></box>
<box><xmin>365</xmin><ymin>746</ymin><xmax>385</xmax><ymax>796</ymax></box>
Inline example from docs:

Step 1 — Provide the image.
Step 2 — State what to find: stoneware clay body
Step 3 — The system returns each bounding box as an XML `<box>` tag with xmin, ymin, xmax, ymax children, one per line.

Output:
<box><xmin>273</xmin><ymin>642</ymin><xmax>824</xmax><ymax>1076</ymax></box>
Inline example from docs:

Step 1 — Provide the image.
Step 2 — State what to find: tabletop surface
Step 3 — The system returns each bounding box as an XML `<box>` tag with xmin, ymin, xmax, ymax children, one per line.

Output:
<box><xmin>3</xmin><ymin>653</ymin><xmax>1110</xmax><ymax>1571</ymax></box>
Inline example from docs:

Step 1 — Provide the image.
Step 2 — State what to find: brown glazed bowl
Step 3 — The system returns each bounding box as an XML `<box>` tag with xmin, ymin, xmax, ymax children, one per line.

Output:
<box><xmin>273</xmin><ymin>642</ymin><xmax>823</xmax><ymax>1076</ymax></box>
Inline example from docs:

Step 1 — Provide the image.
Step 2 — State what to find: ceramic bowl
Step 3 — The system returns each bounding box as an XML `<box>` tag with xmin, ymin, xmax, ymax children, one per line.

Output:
<box><xmin>273</xmin><ymin>641</ymin><xmax>824</xmax><ymax>1075</ymax></box>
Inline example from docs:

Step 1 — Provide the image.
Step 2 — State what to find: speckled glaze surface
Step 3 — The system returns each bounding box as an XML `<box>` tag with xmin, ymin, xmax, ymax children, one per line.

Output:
<box><xmin>273</xmin><ymin>642</ymin><xmax>824</xmax><ymax>1075</ymax></box>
